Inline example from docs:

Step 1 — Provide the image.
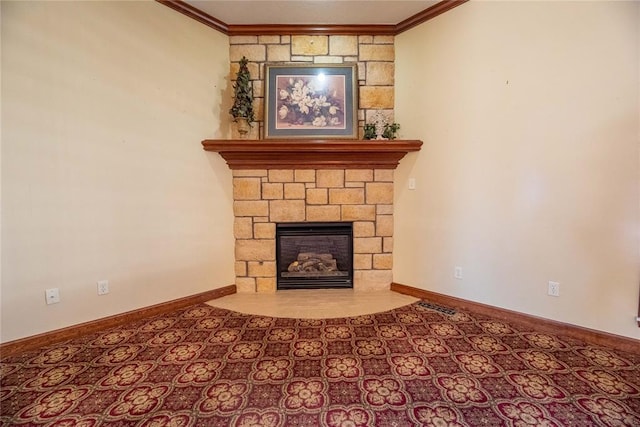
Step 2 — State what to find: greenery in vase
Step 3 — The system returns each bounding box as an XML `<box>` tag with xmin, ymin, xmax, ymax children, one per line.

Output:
<box><xmin>363</xmin><ymin>122</ymin><xmax>400</xmax><ymax>140</ymax></box>
<box><xmin>229</xmin><ymin>56</ymin><xmax>255</xmax><ymax>124</ymax></box>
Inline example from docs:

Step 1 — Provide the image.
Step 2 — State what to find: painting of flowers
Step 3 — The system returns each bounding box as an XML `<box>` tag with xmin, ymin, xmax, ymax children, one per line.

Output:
<box><xmin>265</xmin><ymin>64</ymin><xmax>357</xmax><ymax>139</ymax></box>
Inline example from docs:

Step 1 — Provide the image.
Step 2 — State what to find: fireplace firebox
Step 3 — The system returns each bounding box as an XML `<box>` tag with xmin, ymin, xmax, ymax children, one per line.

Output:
<box><xmin>276</xmin><ymin>222</ymin><xmax>353</xmax><ymax>290</ymax></box>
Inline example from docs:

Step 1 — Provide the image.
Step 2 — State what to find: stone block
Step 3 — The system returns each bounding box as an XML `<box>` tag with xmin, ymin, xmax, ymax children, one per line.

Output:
<box><xmin>236</xmin><ymin>239</ymin><xmax>275</xmax><ymax>261</ymax></box>
<box><xmin>291</xmin><ymin>56</ymin><xmax>314</xmax><ymax>62</ymax></box>
<box><xmin>254</xmin><ymin>222</ymin><xmax>275</xmax><ymax>239</ymax></box>
<box><xmin>373</xmin><ymin>253</ymin><xmax>393</xmax><ymax>269</ymax></box>
<box><xmin>373</xmin><ymin>35</ymin><xmax>394</xmax><ymax>44</ymax></box>
<box><xmin>252</xmin><ymin>80</ymin><xmax>264</xmax><ymax>97</ymax></box>
<box><xmin>236</xmin><ymin>277</ymin><xmax>256</xmax><ymax>293</ymax></box>
<box><xmin>345</xmin><ymin>181</ymin><xmax>365</xmax><ymax>188</ymax></box>
<box><xmin>383</xmin><ymin>237</ymin><xmax>393</xmax><ymax>253</ymax></box>
<box><xmin>292</xmin><ymin>36</ymin><xmax>328</xmax><ymax>55</ymax></box>
<box><xmin>354</xmin><ymin>237</ymin><xmax>382</xmax><ymax>254</ymax></box>
<box><xmin>284</xmin><ymin>183</ymin><xmax>306</xmax><ymax>199</ymax></box>
<box><xmin>329</xmin><ymin>188</ymin><xmax>364</xmax><ymax>205</ymax></box>
<box><xmin>230</xmin><ymin>44</ymin><xmax>266</xmax><ymax>62</ymax></box>
<box><xmin>377</xmin><ymin>204</ymin><xmax>394</xmax><ymax>215</ymax></box>
<box><xmin>231</xmin><ymin>62</ymin><xmax>260</xmax><ymax>81</ymax></box>
<box><xmin>234</xmin><ymin>200</ymin><xmax>269</xmax><ymax>217</ymax></box>
<box><xmin>248</xmin><ymin>261</ymin><xmax>277</xmax><ymax>277</ymax></box>
<box><xmin>366</xmin><ymin>182</ymin><xmax>394</xmax><ymax>204</ymax></box>
<box><xmin>330</xmin><ymin>35</ymin><xmax>358</xmax><ymax>56</ymax></box>
<box><xmin>345</xmin><ymin>169</ymin><xmax>373</xmax><ymax>183</ymax></box>
<box><xmin>354</xmin><ymin>254</ymin><xmax>372</xmax><ymax>270</ymax></box>
<box><xmin>313</xmin><ymin>56</ymin><xmax>343</xmax><ymax>64</ymax></box>
<box><xmin>270</xmin><ymin>200</ymin><xmax>306</xmax><ymax>222</ymax></box>
<box><xmin>269</xmin><ymin>169</ymin><xmax>294</xmax><ymax>183</ymax></box>
<box><xmin>365</xmin><ymin>109</ymin><xmax>394</xmax><ymax>124</ymax></box>
<box><xmin>341</xmin><ymin>205</ymin><xmax>376</xmax><ymax>221</ymax></box>
<box><xmin>316</xmin><ymin>170</ymin><xmax>344</xmax><ymax>188</ymax></box>
<box><xmin>374</xmin><ymin>169</ymin><xmax>394</xmax><ymax>182</ymax></box>
<box><xmin>306</xmin><ymin>188</ymin><xmax>328</xmax><ymax>205</ymax></box>
<box><xmin>233</xmin><ymin>169</ymin><xmax>267</xmax><ymax>177</ymax></box>
<box><xmin>234</xmin><ymin>217</ymin><xmax>253</xmax><ymax>239</ymax></box>
<box><xmin>306</xmin><ymin>205</ymin><xmax>341</xmax><ymax>222</ymax></box>
<box><xmin>358</xmin><ymin>35</ymin><xmax>373</xmax><ymax>44</ymax></box>
<box><xmin>268</xmin><ymin>44</ymin><xmax>291</xmax><ymax>62</ymax></box>
<box><xmin>360</xmin><ymin>86</ymin><xmax>394</xmax><ymax>109</ymax></box>
<box><xmin>353</xmin><ymin>221</ymin><xmax>375</xmax><ymax>237</ymax></box>
<box><xmin>357</xmin><ymin>62</ymin><xmax>366</xmax><ymax>81</ymax></box>
<box><xmin>235</xmin><ymin>261</ymin><xmax>247</xmax><ymax>277</ymax></box>
<box><xmin>259</xmin><ymin>35</ymin><xmax>280</xmax><ymax>44</ymax></box>
<box><xmin>376</xmin><ymin>215</ymin><xmax>393</xmax><ymax>237</ymax></box>
<box><xmin>252</xmin><ymin>98</ymin><xmax>264</xmax><ymax>123</ymax></box>
<box><xmin>359</xmin><ymin>44</ymin><xmax>394</xmax><ymax>61</ymax></box>
<box><xmin>256</xmin><ymin>277</ymin><xmax>277</xmax><ymax>293</ymax></box>
<box><xmin>262</xmin><ymin>183</ymin><xmax>284</xmax><ymax>200</ymax></box>
<box><xmin>230</xmin><ymin>36</ymin><xmax>258</xmax><ymax>45</ymax></box>
<box><xmin>233</xmin><ymin>177</ymin><xmax>261</xmax><ymax>200</ymax></box>
<box><xmin>354</xmin><ymin>270</ymin><xmax>392</xmax><ymax>291</ymax></box>
<box><xmin>295</xmin><ymin>170</ymin><xmax>316</xmax><ymax>182</ymax></box>
<box><xmin>366</xmin><ymin>62</ymin><xmax>394</xmax><ymax>86</ymax></box>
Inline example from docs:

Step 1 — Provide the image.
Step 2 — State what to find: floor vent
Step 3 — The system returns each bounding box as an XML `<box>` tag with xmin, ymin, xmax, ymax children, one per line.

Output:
<box><xmin>418</xmin><ymin>301</ymin><xmax>457</xmax><ymax>316</ymax></box>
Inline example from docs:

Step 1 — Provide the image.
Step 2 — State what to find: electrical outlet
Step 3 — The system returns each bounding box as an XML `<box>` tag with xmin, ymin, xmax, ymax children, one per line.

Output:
<box><xmin>408</xmin><ymin>178</ymin><xmax>416</xmax><ymax>190</ymax></box>
<box><xmin>454</xmin><ymin>266</ymin><xmax>463</xmax><ymax>280</ymax></box>
<box><xmin>548</xmin><ymin>281</ymin><xmax>560</xmax><ymax>297</ymax></box>
<box><xmin>45</xmin><ymin>288</ymin><xmax>60</xmax><ymax>305</ymax></box>
<box><xmin>97</xmin><ymin>280</ymin><xmax>109</xmax><ymax>295</ymax></box>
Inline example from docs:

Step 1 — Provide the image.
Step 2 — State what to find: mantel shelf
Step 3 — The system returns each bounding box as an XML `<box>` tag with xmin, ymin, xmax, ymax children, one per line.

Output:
<box><xmin>201</xmin><ymin>139</ymin><xmax>423</xmax><ymax>169</ymax></box>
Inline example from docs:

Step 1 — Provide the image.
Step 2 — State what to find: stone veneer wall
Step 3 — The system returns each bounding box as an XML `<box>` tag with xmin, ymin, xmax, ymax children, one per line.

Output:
<box><xmin>233</xmin><ymin>169</ymin><xmax>394</xmax><ymax>293</ymax></box>
<box><xmin>229</xmin><ymin>35</ymin><xmax>395</xmax><ymax>139</ymax></box>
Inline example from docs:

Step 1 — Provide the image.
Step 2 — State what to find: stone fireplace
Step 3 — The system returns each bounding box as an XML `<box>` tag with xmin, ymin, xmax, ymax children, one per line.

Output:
<box><xmin>203</xmin><ymin>139</ymin><xmax>422</xmax><ymax>293</ymax></box>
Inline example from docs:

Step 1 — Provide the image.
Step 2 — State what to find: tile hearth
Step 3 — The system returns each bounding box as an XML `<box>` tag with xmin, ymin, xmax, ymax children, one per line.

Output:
<box><xmin>207</xmin><ymin>289</ymin><xmax>419</xmax><ymax>318</ymax></box>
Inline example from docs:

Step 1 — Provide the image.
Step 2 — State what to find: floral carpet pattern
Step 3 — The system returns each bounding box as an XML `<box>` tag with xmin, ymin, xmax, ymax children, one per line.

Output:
<box><xmin>1</xmin><ymin>302</ymin><xmax>639</xmax><ymax>426</ymax></box>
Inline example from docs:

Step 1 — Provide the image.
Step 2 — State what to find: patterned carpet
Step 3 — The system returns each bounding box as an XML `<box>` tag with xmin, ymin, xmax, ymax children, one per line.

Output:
<box><xmin>1</xmin><ymin>302</ymin><xmax>639</xmax><ymax>426</ymax></box>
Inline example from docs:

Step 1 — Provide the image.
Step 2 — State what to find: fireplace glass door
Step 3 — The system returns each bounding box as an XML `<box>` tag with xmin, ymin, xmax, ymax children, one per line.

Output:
<box><xmin>276</xmin><ymin>222</ymin><xmax>353</xmax><ymax>290</ymax></box>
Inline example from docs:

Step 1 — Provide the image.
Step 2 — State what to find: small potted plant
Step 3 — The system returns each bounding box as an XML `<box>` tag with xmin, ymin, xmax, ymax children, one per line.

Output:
<box><xmin>229</xmin><ymin>56</ymin><xmax>255</xmax><ymax>138</ymax></box>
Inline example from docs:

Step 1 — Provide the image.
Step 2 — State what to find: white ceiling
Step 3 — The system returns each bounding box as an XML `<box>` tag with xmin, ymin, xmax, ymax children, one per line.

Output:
<box><xmin>184</xmin><ymin>1</ymin><xmax>440</xmax><ymax>25</ymax></box>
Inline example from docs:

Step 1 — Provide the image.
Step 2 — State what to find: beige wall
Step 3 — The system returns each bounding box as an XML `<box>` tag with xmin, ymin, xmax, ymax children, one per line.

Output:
<box><xmin>395</xmin><ymin>1</ymin><xmax>640</xmax><ymax>339</ymax></box>
<box><xmin>1</xmin><ymin>1</ymin><xmax>234</xmax><ymax>342</ymax></box>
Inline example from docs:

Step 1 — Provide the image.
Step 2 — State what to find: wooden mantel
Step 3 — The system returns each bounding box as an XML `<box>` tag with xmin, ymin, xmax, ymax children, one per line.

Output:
<box><xmin>201</xmin><ymin>139</ymin><xmax>422</xmax><ymax>169</ymax></box>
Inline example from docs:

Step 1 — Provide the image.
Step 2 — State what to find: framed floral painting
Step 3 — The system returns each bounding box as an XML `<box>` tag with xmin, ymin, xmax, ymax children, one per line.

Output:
<box><xmin>264</xmin><ymin>64</ymin><xmax>358</xmax><ymax>139</ymax></box>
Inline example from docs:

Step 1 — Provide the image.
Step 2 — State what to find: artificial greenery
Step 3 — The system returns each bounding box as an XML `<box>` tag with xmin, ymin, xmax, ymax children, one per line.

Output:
<box><xmin>229</xmin><ymin>56</ymin><xmax>255</xmax><ymax>124</ymax></box>
<box><xmin>363</xmin><ymin>122</ymin><xmax>400</xmax><ymax>140</ymax></box>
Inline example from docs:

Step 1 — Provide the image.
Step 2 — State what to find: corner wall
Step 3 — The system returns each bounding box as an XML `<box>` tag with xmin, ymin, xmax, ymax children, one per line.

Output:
<box><xmin>1</xmin><ymin>1</ymin><xmax>234</xmax><ymax>342</ymax></box>
<box><xmin>394</xmin><ymin>0</ymin><xmax>640</xmax><ymax>339</ymax></box>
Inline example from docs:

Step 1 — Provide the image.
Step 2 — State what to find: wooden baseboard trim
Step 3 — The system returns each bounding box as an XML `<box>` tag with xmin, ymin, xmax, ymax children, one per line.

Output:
<box><xmin>1</xmin><ymin>285</ymin><xmax>236</xmax><ymax>357</ymax></box>
<box><xmin>391</xmin><ymin>282</ymin><xmax>639</xmax><ymax>354</ymax></box>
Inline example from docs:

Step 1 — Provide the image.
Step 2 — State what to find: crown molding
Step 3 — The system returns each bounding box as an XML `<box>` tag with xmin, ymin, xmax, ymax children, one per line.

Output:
<box><xmin>156</xmin><ymin>0</ymin><xmax>468</xmax><ymax>36</ymax></box>
<box><xmin>228</xmin><ymin>24</ymin><xmax>396</xmax><ymax>36</ymax></box>
<box><xmin>395</xmin><ymin>0</ymin><xmax>469</xmax><ymax>34</ymax></box>
<box><xmin>156</xmin><ymin>0</ymin><xmax>229</xmax><ymax>34</ymax></box>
